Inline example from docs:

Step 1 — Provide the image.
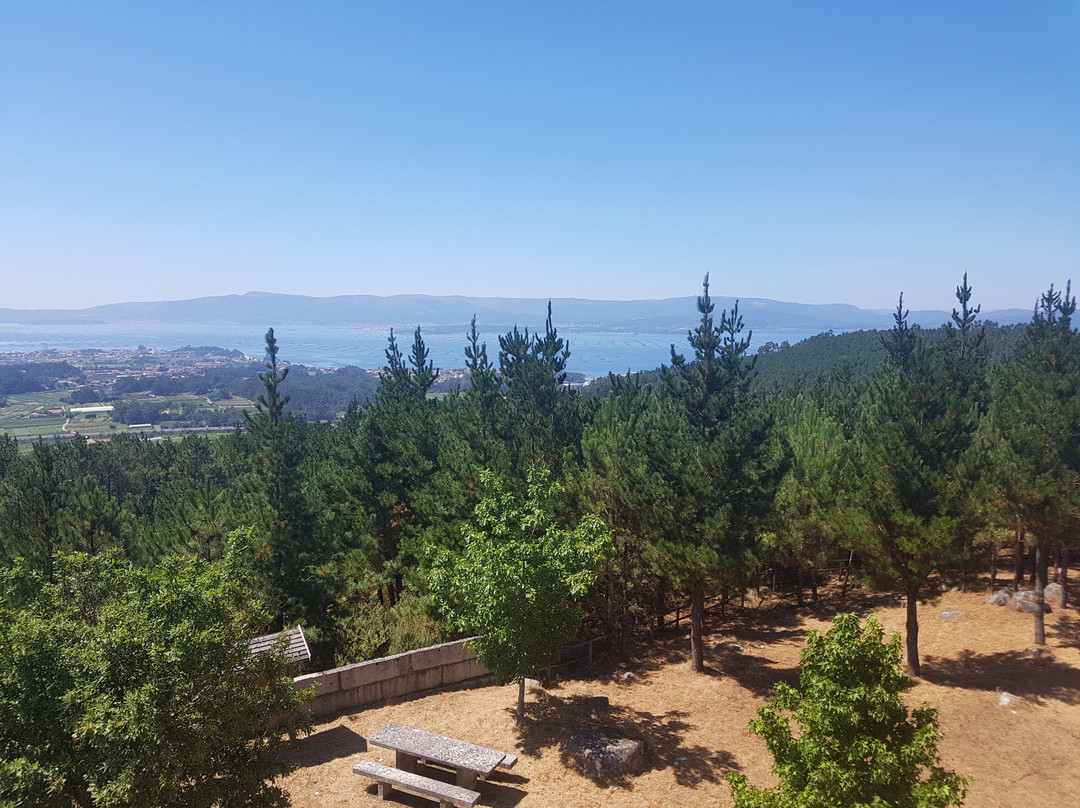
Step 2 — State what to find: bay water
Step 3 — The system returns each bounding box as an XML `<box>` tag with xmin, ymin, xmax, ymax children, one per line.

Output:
<box><xmin>0</xmin><ymin>322</ymin><xmax>825</xmax><ymax>380</ymax></box>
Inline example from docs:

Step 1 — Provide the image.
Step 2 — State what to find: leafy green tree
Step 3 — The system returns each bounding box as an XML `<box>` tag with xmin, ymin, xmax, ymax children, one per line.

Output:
<box><xmin>0</xmin><ymin>544</ymin><xmax>312</xmax><ymax>808</ymax></box>
<box><xmin>428</xmin><ymin>469</ymin><xmax>611</xmax><ymax>719</ymax></box>
<box><xmin>727</xmin><ymin>613</ymin><xmax>967</xmax><ymax>808</ymax></box>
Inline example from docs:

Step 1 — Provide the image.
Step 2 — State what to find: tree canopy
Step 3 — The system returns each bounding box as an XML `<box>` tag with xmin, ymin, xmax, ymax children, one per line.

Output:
<box><xmin>0</xmin><ymin>543</ymin><xmax>312</xmax><ymax>808</ymax></box>
<box><xmin>428</xmin><ymin>469</ymin><xmax>611</xmax><ymax>719</ymax></box>
<box><xmin>727</xmin><ymin>613</ymin><xmax>967</xmax><ymax>808</ymax></box>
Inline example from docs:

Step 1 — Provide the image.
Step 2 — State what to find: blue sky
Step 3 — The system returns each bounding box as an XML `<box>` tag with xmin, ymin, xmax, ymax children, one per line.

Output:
<box><xmin>2</xmin><ymin>2</ymin><xmax>1077</xmax><ymax>312</ymax></box>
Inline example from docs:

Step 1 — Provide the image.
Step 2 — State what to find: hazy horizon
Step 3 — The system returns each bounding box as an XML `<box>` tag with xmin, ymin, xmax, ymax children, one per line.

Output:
<box><xmin>0</xmin><ymin>286</ymin><xmax>1043</xmax><ymax>318</ymax></box>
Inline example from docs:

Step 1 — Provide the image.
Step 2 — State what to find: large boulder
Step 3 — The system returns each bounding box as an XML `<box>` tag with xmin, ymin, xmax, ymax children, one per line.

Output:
<box><xmin>1044</xmin><ymin>582</ymin><xmax>1065</xmax><ymax>603</ymax></box>
<box><xmin>1011</xmin><ymin>590</ymin><xmax>1052</xmax><ymax>614</ymax></box>
<box><xmin>985</xmin><ymin>588</ymin><xmax>1011</xmax><ymax>606</ymax></box>
<box><xmin>563</xmin><ymin>726</ymin><xmax>644</xmax><ymax>779</ymax></box>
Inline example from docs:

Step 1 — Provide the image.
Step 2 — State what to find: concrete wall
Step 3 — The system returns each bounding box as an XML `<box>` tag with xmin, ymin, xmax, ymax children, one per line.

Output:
<box><xmin>294</xmin><ymin>638</ymin><xmax>491</xmax><ymax>719</ymax></box>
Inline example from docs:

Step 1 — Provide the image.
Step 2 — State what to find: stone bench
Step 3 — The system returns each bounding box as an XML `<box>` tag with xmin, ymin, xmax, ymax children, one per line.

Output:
<box><xmin>370</xmin><ymin>723</ymin><xmax>515</xmax><ymax>789</ymax></box>
<box><xmin>352</xmin><ymin>759</ymin><xmax>481</xmax><ymax>808</ymax></box>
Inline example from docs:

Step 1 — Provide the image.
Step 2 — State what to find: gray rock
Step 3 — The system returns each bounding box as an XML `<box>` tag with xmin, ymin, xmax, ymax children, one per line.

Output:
<box><xmin>563</xmin><ymin>726</ymin><xmax>644</xmax><ymax>779</ymax></box>
<box><xmin>727</xmin><ymin>642</ymin><xmax>747</xmax><ymax>652</ymax></box>
<box><xmin>998</xmin><ymin>691</ymin><xmax>1017</xmax><ymax>707</ymax></box>
<box><xmin>1011</xmin><ymin>590</ymin><xmax>1052</xmax><ymax>614</ymax></box>
<box><xmin>940</xmin><ymin>610</ymin><xmax>964</xmax><ymax>621</ymax></box>
<box><xmin>571</xmin><ymin>696</ymin><xmax>610</xmax><ymax>713</ymax></box>
<box><xmin>985</xmin><ymin>588</ymin><xmax>1011</xmax><ymax>606</ymax></box>
<box><xmin>1044</xmin><ymin>582</ymin><xmax>1064</xmax><ymax>603</ymax></box>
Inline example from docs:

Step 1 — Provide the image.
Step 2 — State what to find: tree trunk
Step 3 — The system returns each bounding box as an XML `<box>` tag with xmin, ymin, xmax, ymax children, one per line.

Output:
<box><xmin>1061</xmin><ymin>547</ymin><xmax>1069</xmax><ymax>610</ymax></box>
<box><xmin>810</xmin><ymin>566</ymin><xmax>818</xmax><ymax>603</ymax></box>
<box><xmin>795</xmin><ymin>566</ymin><xmax>805</xmax><ymax>607</ymax></box>
<box><xmin>905</xmin><ymin>580</ymin><xmax>921</xmax><ymax>677</ymax></box>
<box><xmin>1034</xmin><ymin>539</ymin><xmax>1047</xmax><ymax>646</ymax></box>
<box><xmin>1038</xmin><ymin>539</ymin><xmax>1050</xmax><ymax>590</ymax></box>
<box><xmin>690</xmin><ymin>584</ymin><xmax>705</xmax><ymax>673</ymax></box>
<box><xmin>654</xmin><ymin>578</ymin><xmax>665</xmax><ymax>633</ymax></box>
<box><xmin>1013</xmin><ymin>526</ymin><xmax>1024</xmax><ymax>590</ymax></box>
<box><xmin>516</xmin><ymin>678</ymin><xmax>525</xmax><ymax>721</ymax></box>
<box><xmin>1028</xmin><ymin>544</ymin><xmax>1038</xmax><ymax>586</ymax></box>
<box><xmin>840</xmin><ymin>550</ymin><xmax>853</xmax><ymax>602</ymax></box>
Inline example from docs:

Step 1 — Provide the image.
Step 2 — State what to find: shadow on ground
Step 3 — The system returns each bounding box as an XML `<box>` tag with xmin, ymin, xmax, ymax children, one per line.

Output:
<box><xmin>283</xmin><ymin>724</ymin><xmax>368</xmax><ymax>768</ymax></box>
<box><xmin>922</xmin><ymin>648</ymin><xmax>1080</xmax><ymax>705</ymax></box>
<box><xmin>351</xmin><ymin>756</ymin><xmax>529</xmax><ymax>808</ymax></box>
<box><xmin>513</xmin><ymin>691</ymin><xmax>739</xmax><ymax>790</ymax></box>
<box><xmin>1052</xmin><ymin>613</ymin><xmax>1080</xmax><ymax>651</ymax></box>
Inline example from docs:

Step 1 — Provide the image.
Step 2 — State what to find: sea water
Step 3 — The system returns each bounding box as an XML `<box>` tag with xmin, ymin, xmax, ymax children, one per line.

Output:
<box><xmin>0</xmin><ymin>323</ymin><xmax>825</xmax><ymax>380</ymax></box>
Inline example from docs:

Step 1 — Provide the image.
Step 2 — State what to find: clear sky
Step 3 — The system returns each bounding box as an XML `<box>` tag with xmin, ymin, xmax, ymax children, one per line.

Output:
<box><xmin>2</xmin><ymin>2</ymin><xmax>1078</xmax><ymax>312</ymax></box>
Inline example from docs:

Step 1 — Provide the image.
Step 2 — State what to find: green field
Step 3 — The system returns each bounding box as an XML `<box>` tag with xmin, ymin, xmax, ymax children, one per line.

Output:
<box><xmin>1</xmin><ymin>390</ymin><xmax>254</xmax><ymax>441</ymax></box>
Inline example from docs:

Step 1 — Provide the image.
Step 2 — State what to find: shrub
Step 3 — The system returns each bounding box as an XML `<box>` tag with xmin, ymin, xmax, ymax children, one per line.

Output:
<box><xmin>727</xmin><ymin>612</ymin><xmax>967</xmax><ymax>808</ymax></box>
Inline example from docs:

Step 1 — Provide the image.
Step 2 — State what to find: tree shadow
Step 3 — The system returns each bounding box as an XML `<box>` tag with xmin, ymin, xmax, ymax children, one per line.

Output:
<box><xmin>512</xmin><ymin>691</ymin><xmax>740</xmax><ymax>790</ymax></box>
<box><xmin>1052</xmin><ymin>613</ymin><xmax>1080</xmax><ymax>651</ymax></box>
<box><xmin>711</xmin><ymin>645</ymin><xmax>800</xmax><ymax>699</ymax></box>
<box><xmin>921</xmin><ymin>649</ymin><xmax>1080</xmax><ymax>706</ymax></box>
<box><xmin>282</xmin><ymin>724</ymin><xmax>368</xmax><ymax>767</ymax></box>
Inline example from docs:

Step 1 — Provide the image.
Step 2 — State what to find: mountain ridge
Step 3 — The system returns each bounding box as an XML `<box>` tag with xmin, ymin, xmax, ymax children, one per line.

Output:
<box><xmin>0</xmin><ymin>291</ymin><xmax>1032</xmax><ymax>332</ymax></box>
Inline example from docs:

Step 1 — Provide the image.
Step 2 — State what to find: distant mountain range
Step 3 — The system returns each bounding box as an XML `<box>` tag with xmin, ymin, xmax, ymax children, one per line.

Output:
<box><xmin>0</xmin><ymin>291</ymin><xmax>1032</xmax><ymax>333</ymax></box>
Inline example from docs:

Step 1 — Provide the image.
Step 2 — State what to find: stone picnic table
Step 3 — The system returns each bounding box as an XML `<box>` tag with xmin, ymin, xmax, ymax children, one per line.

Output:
<box><xmin>368</xmin><ymin>722</ymin><xmax>517</xmax><ymax>790</ymax></box>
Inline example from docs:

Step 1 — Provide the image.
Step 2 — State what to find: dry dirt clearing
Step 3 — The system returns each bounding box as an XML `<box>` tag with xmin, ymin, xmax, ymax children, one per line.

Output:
<box><xmin>282</xmin><ymin>587</ymin><xmax>1080</xmax><ymax>808</ymax></box>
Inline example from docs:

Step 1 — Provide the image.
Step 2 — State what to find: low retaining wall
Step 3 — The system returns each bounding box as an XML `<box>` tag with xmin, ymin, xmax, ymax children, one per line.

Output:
<box><xmin>294</xmin><ymin>638</ymin><xmax>491</xmax><ymax>719</ymax></box>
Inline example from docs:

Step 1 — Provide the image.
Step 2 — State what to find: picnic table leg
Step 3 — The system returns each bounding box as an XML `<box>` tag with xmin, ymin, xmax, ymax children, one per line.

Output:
<box><xmin>395</xmin><ymin>751</ymin><xmax>418</xmax><ymax>772</ymax></box>
<box><xmin>456</xmin><ymin>770</ymin><xmax>478</xmax><ymax>790</ymax></box>
<box><xmin>376</xmin><ymin>781</ymin><xmax>391</xmax><ymax>800</ymax></box>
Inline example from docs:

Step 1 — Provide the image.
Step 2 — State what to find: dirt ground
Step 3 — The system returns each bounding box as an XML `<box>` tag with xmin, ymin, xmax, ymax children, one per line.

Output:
<box><xmin>282</xmin><ymin>584</ymin><xmax>1080</xmax><ymax>808</ymax></box>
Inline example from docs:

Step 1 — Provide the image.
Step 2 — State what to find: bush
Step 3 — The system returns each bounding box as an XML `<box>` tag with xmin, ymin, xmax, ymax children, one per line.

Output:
<box><xmin>727</xmin><ymin>612</ymin><xmax>967</xmax><ymax>808</ymax></box>
<box><xmin>330</xmin><ymin>592</ymin><xmax>445</xmax><ymax>666</ymax></box>
<box><xmin>0</xmin><ymin>546</ymin><xmax>312</xmax><ymax>808</ymax></box>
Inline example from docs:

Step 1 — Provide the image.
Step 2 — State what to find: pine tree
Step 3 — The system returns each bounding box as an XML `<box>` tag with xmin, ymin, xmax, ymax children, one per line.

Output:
<box><xmin>856</xmin><ymin>280</ymin><xmax>987</xmax><ymax>675</ymax></box>
<box><xmin>992</xmin><ymin>281</ymin><xmax>1079</xmax><ymax>635</ymax></box>
<box><xmin>497</xmin><ymin>301</ymin><xmax>576</xmax><ymax>476</ymax></box>
<box><xmin>662</xmin><ymin>275</ymin><xmax>784</xmax><ymax>673</ymax></box>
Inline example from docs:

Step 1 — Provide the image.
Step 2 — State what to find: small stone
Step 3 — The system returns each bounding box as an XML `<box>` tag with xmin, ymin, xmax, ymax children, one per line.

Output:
<box><xmin>940</xmin><ymin>610</ymin><xmax>963</xmax><ymax>621</ymax></box>
<box><xmin>573</xmin><ymin>695</ymin><xmax>610</xmax><ymax>712</ymax></box>
<box><xmin>1025</xmin><ymin>647</ymin><xmax>1049</xmax><ymax>659</ymax></box>
<box><xmin>620</xmin><ymin>671</ymin><xmax>634</xmax><ymax>682</ymax></box>
<box><xmin>727</xmin><ymin>642</ymin><xmax>747</xmax><ymax>652</ymax></box>
<box><xmin>998</xmin><ymin>691</ymin><xmax>1015</xmax><ymax>707</ymax></box>
<box><xmin>985</xmin><ymin>588</ymin><xmax>1011</xmax><ymax>606</ymax></box>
